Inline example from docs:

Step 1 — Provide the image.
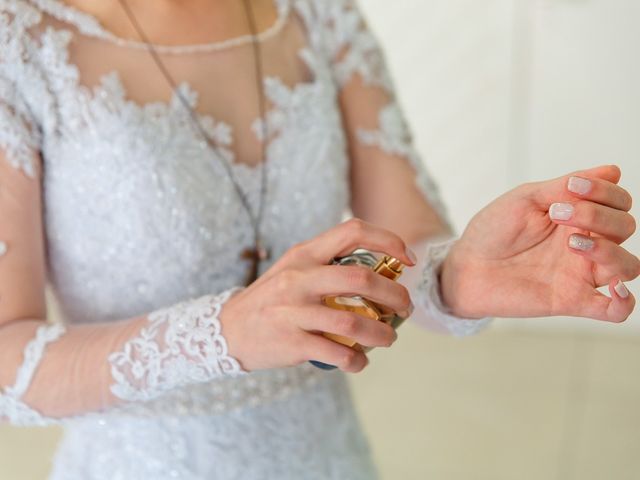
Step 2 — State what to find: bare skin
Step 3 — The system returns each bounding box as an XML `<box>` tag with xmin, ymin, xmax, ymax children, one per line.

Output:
<box><xmin>64</xmin><ymin>0</ymin><xmax>278</xmax><ymax>46</ymax></box>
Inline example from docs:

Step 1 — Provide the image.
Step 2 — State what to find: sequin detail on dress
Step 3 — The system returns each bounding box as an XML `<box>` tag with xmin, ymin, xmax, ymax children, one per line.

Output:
<box><xmin>109</xmin><ymin>287</ymin><xmax>248</xmax><ymax>402</ymax></box>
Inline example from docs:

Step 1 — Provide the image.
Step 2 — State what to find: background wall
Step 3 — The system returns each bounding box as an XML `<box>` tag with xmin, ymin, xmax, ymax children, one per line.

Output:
<box><xmin>1</xmin><ymin>0</ymin><xmax>638</xmax><ymax>479</ymax></box>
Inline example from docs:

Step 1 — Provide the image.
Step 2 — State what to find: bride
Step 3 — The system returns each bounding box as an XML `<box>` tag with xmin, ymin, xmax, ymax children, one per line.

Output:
<box><xmin>0</xmin><ymin>0</ymin><xmax>637</xmax><ymax>478</ymax></box>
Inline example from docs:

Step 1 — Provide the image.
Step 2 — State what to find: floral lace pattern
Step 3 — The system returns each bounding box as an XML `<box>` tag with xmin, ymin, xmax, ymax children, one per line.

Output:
<box><xmin>109</xmin><ymin>287</ymin><xmax>248</xmax><ymax>403</ymax></box>
<box><xmin>321</xmin><ymin>0</ymin><xmax>393</xmax><ymax>92</ymax></box>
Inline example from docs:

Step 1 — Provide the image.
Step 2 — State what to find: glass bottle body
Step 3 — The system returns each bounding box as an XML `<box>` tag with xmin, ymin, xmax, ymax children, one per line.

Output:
<box><xmin>309</xmin><ymin>250</ymin><xmax>409</xmax><ymax>370</ymax></box>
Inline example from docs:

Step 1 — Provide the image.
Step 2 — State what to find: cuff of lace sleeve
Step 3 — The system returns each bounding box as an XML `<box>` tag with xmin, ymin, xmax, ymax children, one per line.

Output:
<box><xmin>215</xmin><ymin>286</ymin><xmax>250</xmax><ymax>375</ymax></box>
<box><xmin>416</xmin><ymin>237</ymin><xmax>492</xmax><ymax>337</ymax></box>
<box><xmin>109</xmin><ymin>286</ymin><xmax>249</xmax><ymax>403</ymax></box>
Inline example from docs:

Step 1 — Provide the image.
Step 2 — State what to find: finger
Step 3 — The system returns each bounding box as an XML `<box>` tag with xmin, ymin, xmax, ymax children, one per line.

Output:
<box><xmin>567</xmin><ymin>233</ymin><xmax>640</xmax><ymax>284</ymax></box>
<box><xmin>549</xmin><ymin>201</ymin><xmax>636</xmax><ymax>244</ymax></box>
<box><xmin>295</xmin><ymin>218</ymin><xmax>417</xmax><ymax>267</ymax></box>
<box><xmin>301</xmin><ymin>331</ymin><xmax>369</xmax><ymax>373</ymax></box>
<box><xmin>293</xmin><ymin>304</ymin><xmax>397</xmax><ymax>348</ymax></box>
<box><xmin>581</xmin><ymin>278</ymin><xmax>635</xmax><ymax>322</ymax></box>
<box><xmin>529</xmin><ymin>164</ymin><xmax>622</xmax><ymax>208</ymax></box>
<box><xmin>301</xmin><ymin>264</ymin><xmax>414</xmax><ymax>316</ymax></box>
<box><xmin>575</xmin><ymin>164</ymin><xmax>622</xmax><ymax>184</ymax></box>
<box><xmin>565</xmin><ymin>176</ymin><xmax>633</xmax><ymax>212</ymax></box>
<box><xmin>609</xmin><ymin>279</ymin><xmax>635</xmax><ymax>320</ymax></box>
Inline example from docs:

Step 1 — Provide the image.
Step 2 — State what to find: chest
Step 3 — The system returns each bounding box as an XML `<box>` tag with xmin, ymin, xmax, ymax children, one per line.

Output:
<box><xmin>24</xmin><ymin>8</ymin><xmax>353</xmax><ymax>320</ymax></box>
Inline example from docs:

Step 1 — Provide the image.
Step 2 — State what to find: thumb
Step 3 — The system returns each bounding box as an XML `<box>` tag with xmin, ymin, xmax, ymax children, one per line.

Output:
<box><xmin>581</xmin><ymin>277</ymin><xmax>635</xmax><ymax>323</ymax></box>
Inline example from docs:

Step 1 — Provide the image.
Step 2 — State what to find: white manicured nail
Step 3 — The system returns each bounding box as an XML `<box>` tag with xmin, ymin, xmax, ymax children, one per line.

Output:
<box><xmin>549</xmin><ymin>203</ymin><xmax>574</xmax><ymax>221</ymax></box>
<box><xmin>614</xmin><ymin>280</ymin><xmax>630</xmax><ymax>299</ymax></box>
<box><xmin>0</xmin><ymin>241</ymin><xmax>7</xmax><ymax>257</ymax></box>
<box><xmin>568</xmin><ymin>234</ymin><xmax>594</xmax><ymax>251</ymax></box>
<box><xmin>567</xmin><ymin>176</ymin><xmax>592</xmax><ymax>195</ymax></box>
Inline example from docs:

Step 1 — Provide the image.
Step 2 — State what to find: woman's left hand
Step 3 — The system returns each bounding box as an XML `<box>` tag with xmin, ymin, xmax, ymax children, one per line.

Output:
<box><xmin>440</xmin><ymin>164</ymin><xmax>639</xmax><ymax>322</ymax></box>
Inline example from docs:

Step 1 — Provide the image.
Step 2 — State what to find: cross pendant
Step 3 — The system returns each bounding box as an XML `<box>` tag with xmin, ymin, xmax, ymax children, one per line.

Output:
<box><xmin>241</xmin><ymin>242</ymin><xmax>270</xmax><ymax>286</ymax></box>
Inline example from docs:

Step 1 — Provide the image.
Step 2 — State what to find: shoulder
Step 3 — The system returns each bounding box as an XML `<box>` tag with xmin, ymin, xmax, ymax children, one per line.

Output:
<box><xmin>304</xmin><ymin>0</ymin><xmax>362</xmax><ymax>30</ymax></box>
<box><xmin>302</xmin><ymin>0</ymin><xmax>389</xmax><ymax>88</ymax></box>
<box><xmin>302</xmin><ymin>0</ymin><xmax>367</xmax><ymax>55</ymax></box>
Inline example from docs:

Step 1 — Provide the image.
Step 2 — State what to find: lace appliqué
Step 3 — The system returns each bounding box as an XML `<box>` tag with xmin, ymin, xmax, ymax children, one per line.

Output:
<box><xmin>108</xmin><ymin>286</ymin><xmax>248</xmax><ymax>403</ymax></box>
<box><xmin>0</xmin><ymin>76</ymin><xmax>40</xmax><ymax>179</ymax></box>
<box><xmin>325</xmin><ymin>0</ymin><xmax>394</xmax><ymax>92</ymax></box>
<box><xmin>0</xmin><ymin>323</ymin><xmax>66</xmax><ymax>426</ymax></box>
<box><xmin>416</xmin><ymin>237</ymin><xmax>491</xmax><ymax>337</ymax></box>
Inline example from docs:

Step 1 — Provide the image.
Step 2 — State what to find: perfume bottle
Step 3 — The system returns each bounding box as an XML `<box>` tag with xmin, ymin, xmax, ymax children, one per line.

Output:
<box><xmin>309</xmin><ymin>249</ymin><xmax>410</xmax><ymax>370</ymax></box>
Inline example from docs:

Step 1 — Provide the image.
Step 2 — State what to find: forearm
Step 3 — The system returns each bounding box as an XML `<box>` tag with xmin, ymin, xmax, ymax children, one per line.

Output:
<box><xmin>0</xmin><ymin>286</ymin><xmax>247</xmax><ymax>425</ymax></box>
<box><xmin>0</xmin><ymin>318</ymin><xmax>140</xmax><ymax>420</ymax></box>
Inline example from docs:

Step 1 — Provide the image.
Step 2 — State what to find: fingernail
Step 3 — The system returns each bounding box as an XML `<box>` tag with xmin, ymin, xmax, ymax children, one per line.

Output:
<box><xmin>567</xmin><ymin>176</ymin><xmax>592</xmax><ymax>195</ymax></box>
<box><xmin>405</xmin><ymin>247</ymin><xmax>418</xmax><ymax>265</ymax></box>
<box><xmin>549</xmin><ymin>203</ymin><xmax>574</xmax><ymax>221</ymax></box>
<box><xmin>568</xmin><ymin>234</ymin><xmax>594</xmax><ymax>251</ymax></box>
<box><xmin>398</xmin><ymin>301</ymin><xmax>415</xmax><ymax>319</ymax></box>
<box><xmin>614</xmin><ymin>280</ymin><xmax>630</xmax><ymax>299</ymax></box>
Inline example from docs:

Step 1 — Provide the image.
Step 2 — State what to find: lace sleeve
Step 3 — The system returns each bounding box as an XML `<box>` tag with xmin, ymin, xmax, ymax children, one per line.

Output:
<box><xmin>321</xmin><ymin>0</ymin><xmax>491</xmax><ymax>335</ymax></box>
<box><xmin>0</xmin><ymin>289</ymin><xmax>249</xmax><ymax>427</ymax></box>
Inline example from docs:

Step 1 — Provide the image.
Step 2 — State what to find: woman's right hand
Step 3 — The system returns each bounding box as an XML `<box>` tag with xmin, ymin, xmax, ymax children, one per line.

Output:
<box><xmin>219</xmin><ymin>218</ymin><xmax>417</xmax><ymax>373</ymax></box>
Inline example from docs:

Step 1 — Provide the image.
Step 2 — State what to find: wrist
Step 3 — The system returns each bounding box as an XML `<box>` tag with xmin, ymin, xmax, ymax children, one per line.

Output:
<box><xmin>439</xmin><ymin>245</ymin><xmax>485</xmax><ymax>319</ymax></box>
<box><xmin>218</xmin><ymin>287</ymin><xmax>252</xmax><ymax>373</ymax></box>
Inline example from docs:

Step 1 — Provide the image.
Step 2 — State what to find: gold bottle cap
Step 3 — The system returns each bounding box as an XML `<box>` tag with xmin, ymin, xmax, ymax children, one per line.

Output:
<box><xmin>373</xmin><ymin>255</ymin><xmax>404</xmax><ymax>281</ymax></box>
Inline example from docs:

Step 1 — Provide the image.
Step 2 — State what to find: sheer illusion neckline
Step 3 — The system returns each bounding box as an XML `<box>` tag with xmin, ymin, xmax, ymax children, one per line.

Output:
<box><xmin>28</xmin><ymin>0</ymin><xmax>291</xmax><ymax>54</ymax></box>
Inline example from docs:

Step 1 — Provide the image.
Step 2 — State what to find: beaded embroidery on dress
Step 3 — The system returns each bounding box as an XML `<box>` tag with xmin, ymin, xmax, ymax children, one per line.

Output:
<box><xmin>0</xmin><ymin>0</ymin><xmax>489</xmax><ymax>478</ymax></box>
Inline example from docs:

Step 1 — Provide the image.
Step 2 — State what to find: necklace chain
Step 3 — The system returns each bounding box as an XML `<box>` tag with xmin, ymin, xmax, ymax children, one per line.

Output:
<box><xmin>117</xmin><ymin>0</ymin><xmax>270</xmax><ymax>286</ymax></box>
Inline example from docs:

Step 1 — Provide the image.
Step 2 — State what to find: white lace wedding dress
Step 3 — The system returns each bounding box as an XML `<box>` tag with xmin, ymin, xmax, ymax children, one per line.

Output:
<box><xmin>0</xmin><ymin>0</ymin><xmax>490</xmax><ymax>478</ymax></box>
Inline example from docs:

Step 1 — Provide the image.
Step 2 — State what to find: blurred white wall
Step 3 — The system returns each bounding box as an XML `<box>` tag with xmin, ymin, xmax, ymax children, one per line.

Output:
<box><xmin>361</xmin><ymin>0</ymin><xmax>640</xmax><ymax>333</ymax></box>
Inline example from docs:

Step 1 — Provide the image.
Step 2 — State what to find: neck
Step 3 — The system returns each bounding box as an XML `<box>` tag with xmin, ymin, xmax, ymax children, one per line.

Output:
<box><xmin>64</xmin><ymin>0</ymin><xmax>278</xmax><ymax>46</ymax></box>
